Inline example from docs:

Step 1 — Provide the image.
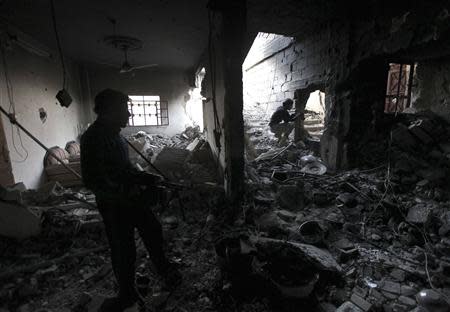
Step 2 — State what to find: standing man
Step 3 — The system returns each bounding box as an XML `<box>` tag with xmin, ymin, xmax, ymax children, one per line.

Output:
<box><xmin>80</xmin><ymin>89</ymin><xmax>179</xmax><ymax>312</ymax></box>
<box><xmin>269</xmin><ymin>98</ymin><xmax>297</xmax><ymax>145</ymax></box>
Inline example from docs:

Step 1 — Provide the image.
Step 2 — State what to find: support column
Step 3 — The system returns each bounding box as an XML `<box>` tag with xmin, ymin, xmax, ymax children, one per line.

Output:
<box><xmin>208</xmin><ymin>0</ymin><xmax>246</xmax><ymax>202</ymax></box>
<box><xmin>294</xmin><ymin>90</ymin><xmax>310</xmax><ymax>142</ymax></box>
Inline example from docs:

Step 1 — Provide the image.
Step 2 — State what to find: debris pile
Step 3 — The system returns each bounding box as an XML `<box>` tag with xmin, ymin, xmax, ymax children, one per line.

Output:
<box><xmin>233</xmin><ymin>134</ymin><xmax>450</xmax><ymax>310</ymax></box>
<box><xmin>0</xmin><ymin>182</ymin><xmax>109</xmax><ymax>312</ymax></box>
<box><xmin>0</xmin><ymin>130</ymin><xmax>225</xmax><ymax>312</ymax></box>
<box><xmin>4</xmin><ymin>113</ymin><xmax>450</xmax><ymax>311</ymax></box>
<box><xmin>127</xmin><ymin>126</ymin><xmax>201</xmax><ymax>165</ymax></box>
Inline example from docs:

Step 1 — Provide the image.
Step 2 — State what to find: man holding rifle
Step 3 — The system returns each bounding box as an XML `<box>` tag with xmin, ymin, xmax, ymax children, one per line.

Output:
<box><xmin>80</xmin><ymin>89</ymin><xmax>180</xmax><ymax>312</ymax></box>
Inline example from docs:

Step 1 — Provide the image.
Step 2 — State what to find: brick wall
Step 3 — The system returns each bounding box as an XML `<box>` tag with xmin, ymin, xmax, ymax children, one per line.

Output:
<box><xmin>243</xmin><ymin>25</ymin><xmax>349</xmax><ymax>124</ymax></box>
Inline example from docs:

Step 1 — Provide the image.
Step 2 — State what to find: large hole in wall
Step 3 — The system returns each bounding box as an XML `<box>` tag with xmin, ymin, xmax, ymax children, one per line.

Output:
<box><xmin>242</xmin><ymin>32</ymin><xmax>296</xmax><ymax>159</ymax></box>
<box><xmin>304</xmin><ymin>90</ymin><xmax>326</xmax><ymax>140</ymax></box>
<box><xmin>185</xmin><ymin>67</ymin><xmax>206</xmax><ymax>131</ymax></box>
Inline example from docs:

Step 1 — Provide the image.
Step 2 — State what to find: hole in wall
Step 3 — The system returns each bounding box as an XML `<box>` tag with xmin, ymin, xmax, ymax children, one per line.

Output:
<box><xmin>304</xmin><ymin>90</ymin><xmax>326</xmax><ymax>140</ymax></box>
<box><xmin>185</xmin><ymin>67</ymin><xmax>205</xmax><ymax>131</ymax></box>
<box><xmin>39</xmin><ymin>108</ymin><xmax>47</xmax><ymax>123</ymax></box>
<box><xmin>242</xmin><ymin>32</ymin><xmax>295</xmax><ymax>159</ymax></box>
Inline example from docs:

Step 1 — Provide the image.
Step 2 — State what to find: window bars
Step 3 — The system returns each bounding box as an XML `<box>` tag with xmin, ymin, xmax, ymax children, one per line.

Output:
<box><xmin>127</xmin><ymin>95</ymin><xmax>169</xmax><ymax>126</ymax></box>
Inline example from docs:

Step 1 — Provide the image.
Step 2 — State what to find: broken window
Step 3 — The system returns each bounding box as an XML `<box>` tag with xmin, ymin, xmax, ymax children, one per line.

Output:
<box><xmin>128</xmin><ymin>95</ymin><xmax>169</xmax><ymax>126</ymax></box>
<box><xmin>384</xmin><ymin>63</ymin><xmax>417</xmax><ymax>113</ymax></box>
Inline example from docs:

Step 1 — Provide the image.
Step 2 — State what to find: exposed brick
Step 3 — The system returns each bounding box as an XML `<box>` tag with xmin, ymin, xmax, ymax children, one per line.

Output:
<box><xmin>350</xmin><ymin>294</ymin><xmax>372</xmax><ymax>311</ymax></box>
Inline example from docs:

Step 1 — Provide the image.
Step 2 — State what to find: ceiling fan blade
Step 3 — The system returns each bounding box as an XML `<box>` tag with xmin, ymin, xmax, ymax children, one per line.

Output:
<box><xmin>132</xmin><ymin>64</ymin><xmax>158</xmax><ymax>70</ymax></box>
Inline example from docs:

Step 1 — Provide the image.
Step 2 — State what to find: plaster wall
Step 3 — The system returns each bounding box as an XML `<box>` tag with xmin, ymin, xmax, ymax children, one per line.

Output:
<box><xmin>413</xmin><ymin>58</ymin><xmax>450</xmax><ymax>121</ymax></box>
<box><xmin>0</xmin><ymin>46</ymin><xmax>89</xmax><ymax>188</ymax></box>
<box><xmin>87</xmin><ymin>66</ymin><xmax>192</xmax><ymax>137</ymax></box>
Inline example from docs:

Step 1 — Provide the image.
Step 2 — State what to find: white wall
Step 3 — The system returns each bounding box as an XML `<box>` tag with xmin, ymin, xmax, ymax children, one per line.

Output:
<box><xmin>87</xmin><ymin>66</ymin><xmax>192</xmax><ymax>137</ymax></box>
<box><xmin>0</xmin><ymin>46</ymin><xmax>89</xmax><ymax>188</ymax></box>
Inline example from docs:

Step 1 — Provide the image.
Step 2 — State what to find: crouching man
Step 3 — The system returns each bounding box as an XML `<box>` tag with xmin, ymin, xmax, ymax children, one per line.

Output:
<box><xmin>269</xmin><ymin>98</ymin><xmax>296</xmax><ymax>146</ymax></box>
<box><xmin>80</xmin><ymin>89</ymin><xmax>180</xmax><ymax>312</ymax></box>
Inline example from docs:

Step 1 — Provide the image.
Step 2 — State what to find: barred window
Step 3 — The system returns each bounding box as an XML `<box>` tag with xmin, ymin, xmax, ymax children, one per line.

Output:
<box><xmin>128</xmin><ymin>95</ymin><xmax>169</xmax><ymax>126</ymax></box>
<box><xmin>385</xmin><ymin>63</ymin><xmax>417</xmax><ymax>113</ymax></box>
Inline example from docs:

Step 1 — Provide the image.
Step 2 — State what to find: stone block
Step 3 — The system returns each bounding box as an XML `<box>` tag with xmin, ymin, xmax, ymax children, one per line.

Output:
<box><xmin>397</xmin><ymin>295</ymin><xmax>416</xmax><ymax>307</ymax></box>
<box><xmin>408</xmin><ymin>123</ymin><xmax>434</xmax><ymax>145</ymax></box>
<box><xmin>390</xmin><ymin>269</ymin><xmax>406</xmax><ymax>282</ymax></box>
<box><xmin>380</xmin><ymin>281</ymin><xmax>401</xmax><ymax>295</ymax></box>
<box><xmin>406</xmin><ymin>204</ymin><xmax>432</xmax><ymax>224</ymax></box>
<box><xmin>318</xmin><ymin>302</ymin><xmax>337</xmax><ymax>312</ymax></box>
<box><xmin>336</xmin><ymin>301</ymin><xmax>364</xmax><ymax>312</ymax></box>
<box><xmin>351</xmin><ymin>293</ymin><xmax>373</xmax><ymax>311</ymax></box>
<box><xmin>400</xmin><ymin>285</ymin><xmax>417</xmax><ymax>296</ymax></box>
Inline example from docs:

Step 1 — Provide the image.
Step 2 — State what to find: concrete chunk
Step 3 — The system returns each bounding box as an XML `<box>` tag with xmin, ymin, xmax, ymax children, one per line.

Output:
<box><xmin>381</xmin><ymin>281</ymin><xmax>401</xmax><ymax>295</ymax></box>
<box><xmin>350</xmin><ymin>293</ymin><xmax>372</xmax><ymax>311</ymax></box>
<box><xmin>406</xmin><ymin>204</ymin><xmax>432</xmax><ymax>224</ymax></box>
<box><xmin>336</xmin><ymin>301</ymin><xmax>364</xmax><ymax>312</ymax></box>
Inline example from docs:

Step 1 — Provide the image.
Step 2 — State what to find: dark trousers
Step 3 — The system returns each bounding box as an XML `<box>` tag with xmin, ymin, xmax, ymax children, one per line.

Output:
<box><xmin>97</xmin><ymin>195</ymin><xmax>169</xmax><ymax>303</ymax></box>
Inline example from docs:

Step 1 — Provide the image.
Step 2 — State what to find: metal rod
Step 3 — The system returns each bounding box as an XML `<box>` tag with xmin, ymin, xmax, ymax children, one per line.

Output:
<box><xmin>124</xmin><ymin>138</ymin><xmax>186</xmax><ymax>221</ymax></box>
<box><xmin>406</xmin><ymin>64</ymin><xmax>415</xmax><ymax>109</ymax></box>
<box><xmin>0</xmin><ymin>105</ymin><xmax>82</xmax><ymax>180</ymax></box>
<box><xmin>395</xmin><ymin>64</ymin><xmax>404</xmax><ymax>114</ymax></box>
<box><xmin>124</xmin><ymin>138</ymin><xmax>168</xmax><ymax>179</ymax></box>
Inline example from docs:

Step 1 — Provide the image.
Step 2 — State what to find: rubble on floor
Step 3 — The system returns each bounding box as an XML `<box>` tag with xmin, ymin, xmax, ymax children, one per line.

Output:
<box><xmin>243</xmin><ymin>102</ymin><xmax>323</xmax><ymax>160</ymax></box>
<box><xmin>0</xmin><ymin>133</ymin><xmax>225</xmax><ymax>312</ymax></box>
<box><xmin>236</xmin><ymin>115</ymin><xmax>450</xmax><ymax>311</ymax></box>
<box><xmin>4</xmin><ymin>113</ymin><xmax>450</xmax><ymax>311</ymax></box>
<box><xmin>127</xmin><ymin>126</ymin><xmax>201</xmax><ymax>166</ymax></box>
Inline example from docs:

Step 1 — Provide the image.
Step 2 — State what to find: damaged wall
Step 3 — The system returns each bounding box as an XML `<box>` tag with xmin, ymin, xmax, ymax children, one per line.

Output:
<box><xmin>413</xmin><ymin>58</ymin><xmax>450</xmax><ymax>121</ymax></box>
<box><xmin>242</xmin><ymin>1</ymin><xmax>450</xmax><ymax>171</ymax></box>
<box><xmin>329</xmin><ymin>3</ymin><xmax>450</xmax><ymax>169</ymax></box>
<box><xmin>87</xmin><ymin>66</ymin><xmax>192</xmax><ymax>137</ymax></box>
<box><xmin>0</xmin><ymin>46</ymin><xmax>89</xmax><ymax>188</ymax></box>
<box><xmin>201</xmin><ymin>1</ymin><xmax>246</xmax><ymax>200</ymax></box>
<box><xmin>243</xmin><ymin>33</ymin><xmax>295</xmax><ymax>117</ymax></box>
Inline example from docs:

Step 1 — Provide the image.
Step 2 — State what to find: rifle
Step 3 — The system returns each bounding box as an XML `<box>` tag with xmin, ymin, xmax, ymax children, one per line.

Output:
<box><xmin>125</xmin><ymin>138</ymin><xmax>187</xmax><ymax>220</ymax></box>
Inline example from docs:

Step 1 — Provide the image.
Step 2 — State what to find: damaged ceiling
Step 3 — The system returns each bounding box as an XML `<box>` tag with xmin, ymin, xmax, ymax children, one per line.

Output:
<box><xmin>0</xmin><ymin>0</ymin><xmax>209</xmax><ymax>70</ymax></box>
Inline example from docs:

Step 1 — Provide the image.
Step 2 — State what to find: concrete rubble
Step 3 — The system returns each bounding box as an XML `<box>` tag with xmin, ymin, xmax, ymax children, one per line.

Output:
<box><xmin>232</xmin><ymin>111</ymin><xmax>450</xmax><ymax>310</ymax></box>
<box><xmin>3</xmin><ymin>114</ymin><xmax>450</xmax><ymax>311</ymax></box>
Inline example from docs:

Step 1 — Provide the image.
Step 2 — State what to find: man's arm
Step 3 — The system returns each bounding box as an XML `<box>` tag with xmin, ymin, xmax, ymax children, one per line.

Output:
<box><xmin>282</xmin><ymin>110</ymin><xmax>295</xmax><ymax>123</ymax></box>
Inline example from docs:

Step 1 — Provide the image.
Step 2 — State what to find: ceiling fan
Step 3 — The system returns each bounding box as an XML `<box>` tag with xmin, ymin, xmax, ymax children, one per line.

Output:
<box><xmin>103</xmin><ymin>35</ymin><xmax>158</xmax><ymax>74</ymax></box>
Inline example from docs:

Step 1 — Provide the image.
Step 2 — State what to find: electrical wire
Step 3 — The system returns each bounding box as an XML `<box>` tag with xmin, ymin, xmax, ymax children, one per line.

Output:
<box><xmin>50</xmin><ymin>0</ymin><xmax>67</xmax><ymax>90</ymax></box>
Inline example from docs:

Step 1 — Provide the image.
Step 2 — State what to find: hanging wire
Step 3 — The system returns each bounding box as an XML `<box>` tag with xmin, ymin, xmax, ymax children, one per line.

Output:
<box><xmin>50</xmin><ymin>0</ymin><xmax>67</xmax><ymax>90</ymax></box>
